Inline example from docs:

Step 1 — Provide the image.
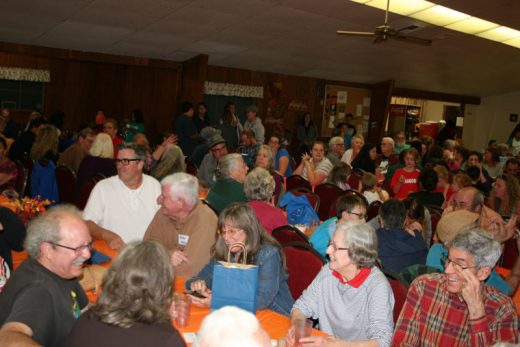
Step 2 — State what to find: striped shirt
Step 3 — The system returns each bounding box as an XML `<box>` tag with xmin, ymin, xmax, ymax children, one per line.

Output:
<box><xmin>392</xmin><ymin>273</ymin><xmax>519</xmax><ymax>346</ymax></box>
<box><xmin>293</xmin><ymin>266</ymin><xmax>394</xmax><ymax>347</ymax></box>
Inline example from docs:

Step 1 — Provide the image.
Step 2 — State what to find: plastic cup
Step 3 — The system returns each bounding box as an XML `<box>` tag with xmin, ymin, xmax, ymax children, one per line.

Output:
<box><xmin>174</xmin><ymin>294</ymin><xmax>191</xmax><ymax>327</ymax></box>
<box><xmin>293</xmin><ymin>319</ymin><xmax>312</xmax><ymax>346</ymax></box>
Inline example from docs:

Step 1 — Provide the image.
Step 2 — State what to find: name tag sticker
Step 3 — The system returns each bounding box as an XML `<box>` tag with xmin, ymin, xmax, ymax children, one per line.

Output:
<box><xmin>178</xmin><ymin>234</ymin><xmax>189</xmax><ymax>246</ymax></box>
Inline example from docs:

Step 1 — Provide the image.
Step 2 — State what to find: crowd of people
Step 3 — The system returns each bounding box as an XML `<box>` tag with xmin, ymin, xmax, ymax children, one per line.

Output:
<box><xmin>0</xmin><ymin>103</ymin><xmax>519</xmax><ymax>346</ymax></box>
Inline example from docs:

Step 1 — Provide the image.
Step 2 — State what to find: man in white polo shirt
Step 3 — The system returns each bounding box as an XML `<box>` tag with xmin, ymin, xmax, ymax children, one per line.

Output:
<box><xmin>83</xmin><ymin>143</ymin><xmax>161</xmax><ymax>249</ymax></box>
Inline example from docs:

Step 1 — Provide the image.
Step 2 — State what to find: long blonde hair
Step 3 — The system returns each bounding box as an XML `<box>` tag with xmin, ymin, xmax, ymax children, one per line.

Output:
<box><xmin>30</xmin><ymin>125</ymin><xmax>59</xmax><ymax>161</ymax></box>
<box><xmin>150</xmin><ymin>145</ymin><xmax>186</xmax><ymax>181</ymax></box>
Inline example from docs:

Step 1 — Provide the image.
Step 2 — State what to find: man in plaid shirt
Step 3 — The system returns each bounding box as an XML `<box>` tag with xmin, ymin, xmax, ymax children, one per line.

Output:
<box><xmin>393</xmin><ymin>229</ymin><xmax>518</xmax><ymax>346</ymax></box>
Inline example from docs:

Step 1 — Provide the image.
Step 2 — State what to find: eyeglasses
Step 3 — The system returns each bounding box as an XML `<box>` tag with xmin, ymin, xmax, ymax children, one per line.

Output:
<box><xmin>348</xmin><ymin>211</ymin><xmax>366</xmax><ymax>220</ymax></box>
<box><xmin>441</xmin><ymin>253</ymin><xmax>476</xmax><ymax>271</ymax></box>
<box><xmin>211</xmin><ymin>145</ymin><xmax>227</xmax><ymax>153</ymax></box>
<box><xmin>113</xmin><ymin>158</ymin><xmax>141</xmax><ymax>166</ymax></box>
<box><xmin>48</xmin><ymin>241</ymin><xmax>93</xmax><ymax>255</ymax></box>
<box><xmin>217</xmin><ymin>225</ymin><xmax>243</xmax><ymax>237</ymax></box>
<box><xmin>327</xmin><ymin>241</ymin><xmax>349</xmax><ymax>252</ymax></box>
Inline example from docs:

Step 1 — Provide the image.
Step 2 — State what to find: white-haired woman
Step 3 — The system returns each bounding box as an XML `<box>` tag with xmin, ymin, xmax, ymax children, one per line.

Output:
<box><xmin>341</xmin><ymin>134</ymin><xmax>365</xmax><ymax>166</ymax></box>
<box><xmin>287</xmin><ymin>221</ymin><xmax>394</xmax><ymax>347</ymax></box>
<box><xmin>244</xmin><ymin>167</ymin><xmax>287</xmax><ymax>234</ymax></box>
<box><xmin>255</xmin><ymin>145</ymin><xmax>283</xmax><ymax>202</ymax></box>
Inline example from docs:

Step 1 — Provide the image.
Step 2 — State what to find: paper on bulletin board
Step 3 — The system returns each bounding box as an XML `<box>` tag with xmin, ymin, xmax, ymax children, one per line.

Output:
<box><xmin>363</xmin><ymin>97</ymin><xmax>371</xmax><ymax>107</ymax></box>
<box><xmin>329</xmin><ymin>116</ymin><xmax>335</xmax><ymax>128</ymax></box>
<box><xmin>356</xmin><ymin>104</ymin><xmax>363</xmax><ymax>116</ymax></box>
<box><xmin>337</xmin><ymin>91</ymin><xmax>347</xmax><ymax>104</ymax></box>
<box><xmin>361</xmin><ymin>121</ymin><xmax>369</xmax><ymax>133</ymax></box>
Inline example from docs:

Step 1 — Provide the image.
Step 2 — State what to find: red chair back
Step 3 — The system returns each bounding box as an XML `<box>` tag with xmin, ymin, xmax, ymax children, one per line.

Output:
<box><xmin>55</xmin><ymin>165</ymin><xmax>78</xmax><ymax>204</ymax></box>
<box><xmin>314</xmin><ymin>183</ymin><xmax>343</xmax><ymax>221</ymax></box>
<box><xmin>282</xmin><ymin>242</ymin><xmax>325</xmax><ymax>300</ymax></box>
<box><xmin>347</xmin><ymin>168</ymin><xmax>364</xmax><ymax>191</ymax></box>
<box><xmin>272</xmin><ymin>225</ymin><xmax>309</xmax><ymax>245</ymax></box>
<box><xmin>185</xmin><ymin>157</ymin><xmax>197</xmax><ymax>176</ymax></box>
<box><xmin>13</xmin><ymin>160</ymin><xmax>28</xmax><ymax>198</ymax></box>
<box><xmin>388</xmin><ymin>279</ymin><xmax>408</xmax><ymax>323</ymax></box>
<box><xmin>18</xmin><ymin>157</ymin><xmax>33</xmax><ymax>197</ymax></box>
<box><xmin>287</xmin><ymin>188</ymin><xmax>320</xmax><ymax>212</ymax></box>
<box><xmin>499</xmin><ymin>237</ymin><xmax>519</xmax><ymax>270</ymax></box>
<box><xmin>286</xmin><ymin>175</ymin><xmax>312</xmax><ymax>192</ymax></box>
<box><xmin>76</xmin><ymin>177</ymin><xmax>99</xmax><ymax>210</ymax></box>
<box><xmin>428</xmin><ymin>209</ymin><xmax>442</xmax><ymax>245</ymax></box>
<box><xmin>367</xmin><ymin>200</ymin><xmax>382</xmax><ymax>221</ymax></box>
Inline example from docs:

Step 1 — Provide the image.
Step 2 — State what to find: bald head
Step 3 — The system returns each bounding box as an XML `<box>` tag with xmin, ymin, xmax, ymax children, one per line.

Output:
<box><xmin>453</xmin><ymin>187</ymin><xmax>483</xmax><ymax>213</ymax></box>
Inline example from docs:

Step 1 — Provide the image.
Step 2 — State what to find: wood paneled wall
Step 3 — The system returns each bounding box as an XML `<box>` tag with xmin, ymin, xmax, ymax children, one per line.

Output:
<box><xmin>0</xmin><ymin>43</ymin><xmax>181</xmax><ymax>142</ymax></box>
<box><xmin>1</xmin><ymin>41</ymin><xmax>480</xmax><ymax>151</ymax></box>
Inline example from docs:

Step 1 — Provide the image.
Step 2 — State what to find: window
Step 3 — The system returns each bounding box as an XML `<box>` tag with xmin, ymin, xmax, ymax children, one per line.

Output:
<box><xmin>0</xmin><ymin>79</ymin><xmax>44</xmax><ymax>111</ymax></box>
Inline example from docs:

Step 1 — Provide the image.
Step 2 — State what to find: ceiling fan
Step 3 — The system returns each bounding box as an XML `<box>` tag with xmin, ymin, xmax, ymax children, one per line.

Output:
<box><xmin>336</xmin><ymin>0</ymin><xmax>432</xmax><ymax>46</ymax></box>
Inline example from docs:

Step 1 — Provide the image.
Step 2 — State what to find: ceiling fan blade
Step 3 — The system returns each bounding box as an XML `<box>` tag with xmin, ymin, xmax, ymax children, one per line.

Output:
<box><xmin>373</xmin><ymin>35</ymin><xmax>388</xmax><ymax>44</ymax></box>
<box><xmin>390</xmin><ymin>34</ymin><xmax>432</xmax><ymax>46</ymax></box>
<box><xmin>336</xmin><ymin>30</ymin><xmax>375</xmax><ymax>36</ymax></box>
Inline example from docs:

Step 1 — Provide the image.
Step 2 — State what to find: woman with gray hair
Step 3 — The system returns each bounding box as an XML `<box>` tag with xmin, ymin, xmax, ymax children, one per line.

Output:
<box><xmin>206</xmin><ymin>153</ymin><xmax>248</xmax><ymax>214</ymax></box>
<box><xmin>245</xmin><ymin>167</ymin><xmax>287</xmax><ymax>234</ymax></box>
<box><xmin>287</xmin><ymin>221</ymin><xmax>394</xmax><ymax>347</ymax></box>
<box><xmin>255</xmin><ymin>145</ymin><xmax>284</xmax><ymax>203</ymax></box>
<box><xmin>150</xmin><ymin>145</ymin><xmax>186</xmax><ymax>181</ymax></box>
<box><xmin>186</xmin><ymin>203</ymin><xmax>294</xmax><ymax>315</ymax></box>
<box><xmin>66</xmin><ymin>240</ymin><xmax>186</xmax><ymax>347</ymax></box>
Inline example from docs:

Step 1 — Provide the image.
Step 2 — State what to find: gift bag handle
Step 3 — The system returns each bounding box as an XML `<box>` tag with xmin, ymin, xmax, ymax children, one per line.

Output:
<box><xmin>226</xmin><ymin>242</ymin><xmax>248</xmax><ymax>264</ymax></box>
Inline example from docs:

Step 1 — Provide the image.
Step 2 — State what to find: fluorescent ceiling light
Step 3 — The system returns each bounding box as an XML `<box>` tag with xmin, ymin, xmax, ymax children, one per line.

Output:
<box><xmin>410</xmin><ymin>5</ymin><xmax>469</xmax><ymax>26</ymax></box>
<box><xmin>503</xmin><ymin>37</ymin><xmax>520</xmax><ymax>48</ymax></box>
<box><xmin>445</xmin><ymin>17</ymin><xmax>499</xmax><ymax>34</ymax></box>
<box><xmin>476</xmin><ymin>26</ymin><xmax>520</xmax><ymax>42</ymax></box>
<box><xmin>349</xmin><ymin>0</ymin><xmax>520</xmax><ymax>49</ymax></box>
<box><xmin>365</xmin><ymin>0</ymin><xmax>435</xmax><ymax>16</ymax></box>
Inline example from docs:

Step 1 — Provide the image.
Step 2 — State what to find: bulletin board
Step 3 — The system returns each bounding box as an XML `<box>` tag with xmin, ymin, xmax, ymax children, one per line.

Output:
<box><xmin>321</xmin><ymin>84</ymin><xmax>371</xmax><ymax>137</ymax></box>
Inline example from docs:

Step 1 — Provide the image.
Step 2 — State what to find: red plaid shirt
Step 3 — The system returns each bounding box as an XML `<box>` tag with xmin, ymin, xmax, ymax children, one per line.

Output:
<box><xmin>392</xmin><ymin>273</ymin><xmax>518</xmax><ymax>346</ymax></box>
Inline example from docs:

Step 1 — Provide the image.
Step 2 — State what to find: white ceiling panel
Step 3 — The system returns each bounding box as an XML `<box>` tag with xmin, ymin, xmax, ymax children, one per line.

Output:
<box><xmin>0</xmin><ymin>0</ymin><xmax>520</xmax><ymax>96</ymax></box>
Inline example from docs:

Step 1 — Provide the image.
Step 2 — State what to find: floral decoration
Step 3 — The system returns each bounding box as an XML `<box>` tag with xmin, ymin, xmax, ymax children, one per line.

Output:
<box><xmin>0</xmin><ymin>67</ymin><xmax>51</xmax><ymax>83</ymax></box>
<box><xmin>0</xmin><ymin>195</ymin><xmax>51</xmax><ymax>223</ymax></box>
<box><xmin>204</xmin><ymin>81</ymin><xmax>264</xmax><ymax>98</ymax></box>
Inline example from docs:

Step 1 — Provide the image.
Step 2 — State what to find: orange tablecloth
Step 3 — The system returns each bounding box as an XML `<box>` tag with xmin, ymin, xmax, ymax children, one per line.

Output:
<box><xmin>174</xmin><ymin>277</ymin><xmax>326</xmax><ymax>343</ymax></box>
<box><xmin>13</xmin><ymin>239</ymin><xmax>326</xmax><ymax>342</ymax></box>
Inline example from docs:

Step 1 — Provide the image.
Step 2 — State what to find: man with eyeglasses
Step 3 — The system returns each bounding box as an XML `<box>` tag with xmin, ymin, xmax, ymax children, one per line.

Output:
<box><xmin>393</xmin><ymin>229</ymin><xmax>518</xmax><ymax>346</ymax></box>
<box><xmin>445</xmin><ymin>186</ymin><xmax>520</xmax><ymax>293</ymax></box>
<box><xmin>0</xmin><ymin>205</ymin><xmax>91</xmax><ymax>346</ymax></box>
<box><xmin>83</xmin><ymin>143</ymin><xmax>161</xmax><ymax>250</ymax></box>
<box><xmin>197</xmin><ymin>132</ymin><xmax>228</xmax><ymax>189</ymax></box>
<box><xmin>326</xmin><ymin>136</ymin><xmax>345</xmax><ymax>166</ymax></box>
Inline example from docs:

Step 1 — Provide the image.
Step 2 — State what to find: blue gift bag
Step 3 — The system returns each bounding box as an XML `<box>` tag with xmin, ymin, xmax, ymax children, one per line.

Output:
<box><xmin>210</xmin><ymin>243</ymin><xmax>259</xmax><ymax>314</ymax></box>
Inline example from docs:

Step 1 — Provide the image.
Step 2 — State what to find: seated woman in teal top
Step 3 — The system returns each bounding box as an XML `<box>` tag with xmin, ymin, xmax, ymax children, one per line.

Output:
<box><xmin>310</xmin><ymin>194</ymin><xmax>367</xmax><ymax>257</ymax></box>
<box><xmin>427</xmin><ymin>210</ymin><xmax>510</xmax><ymax>295</ymax></box>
